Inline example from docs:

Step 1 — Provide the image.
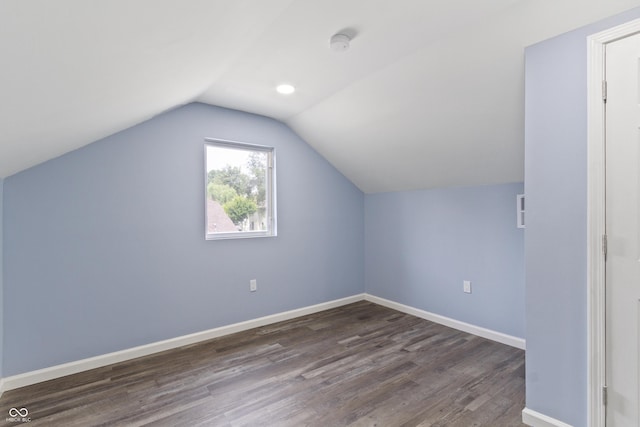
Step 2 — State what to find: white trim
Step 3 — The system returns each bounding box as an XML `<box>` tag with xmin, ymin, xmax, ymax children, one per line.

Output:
<box><xmin>522</xmin><ymin>407</ymin><xmax>574</xmax><ymax>427</ymax></box>
<box><xmin>587</xmin><ymin>17</ymin><xmax>640</xmax><ymax>427</ymax></box>
<box><xmin>1</xmin><ymin>293</ymin><xmax>525</xmax><ymax>392</ymax></box>
<box><xmin>1</xmin><ymin>294</ymin><xmax>364</xmax><ymax>392</ymax></box>
<box><xmin>364</xmin><ymin>294</ymin><xmax>525</xmax><ymax>349</ymax></box>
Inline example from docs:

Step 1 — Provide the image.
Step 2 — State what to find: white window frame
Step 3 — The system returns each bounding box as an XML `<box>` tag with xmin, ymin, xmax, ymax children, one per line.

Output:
<box><xmin>204</xmin><ymin>138</ymin><xmax>276</xmax><ymax>240</ymax></box>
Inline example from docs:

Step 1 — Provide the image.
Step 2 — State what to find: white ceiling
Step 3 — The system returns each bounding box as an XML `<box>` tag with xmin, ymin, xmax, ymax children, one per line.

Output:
<box><xmin>1</xmin><ymin>0</ymin><xmax>639</xmax><ymax>192</ymax></box>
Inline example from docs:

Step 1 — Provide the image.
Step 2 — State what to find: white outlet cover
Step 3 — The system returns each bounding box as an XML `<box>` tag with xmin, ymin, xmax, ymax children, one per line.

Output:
<box><xmin>463</xmin><ymin>280</ymin><xmax>471</xmax><ymax>293</ymax></box>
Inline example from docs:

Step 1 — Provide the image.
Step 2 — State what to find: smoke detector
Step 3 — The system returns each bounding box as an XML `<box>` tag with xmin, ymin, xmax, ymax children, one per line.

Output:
<box><xmin>330</xmin><ymin>33</ymin><xmax>351</xmax><ymax>52</ymax></box>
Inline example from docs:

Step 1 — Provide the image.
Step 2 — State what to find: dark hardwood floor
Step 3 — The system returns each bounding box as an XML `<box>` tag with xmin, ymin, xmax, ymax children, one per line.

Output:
<box><xmin>0</xmin><ymin>301</ymin><xmax>525</xmax><ymax>426</ymax></box>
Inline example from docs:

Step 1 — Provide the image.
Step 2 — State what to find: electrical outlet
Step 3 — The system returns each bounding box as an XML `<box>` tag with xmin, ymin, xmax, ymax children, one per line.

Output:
<box><xmin>250</xmin><ymin>279</ymin><xmax>257</xmax><ymax>292</ymax></box>
<box><xmin>463</xmin><ymin>280</ymin><xmax>472</xmax><ymax>294</ymax></box>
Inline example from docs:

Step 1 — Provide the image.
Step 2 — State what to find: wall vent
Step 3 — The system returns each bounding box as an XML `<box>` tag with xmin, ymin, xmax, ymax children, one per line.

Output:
<box><xmin>517</xmin><ymin>194</ymin><xmax>525</xmax><ymax>228</ymax></box>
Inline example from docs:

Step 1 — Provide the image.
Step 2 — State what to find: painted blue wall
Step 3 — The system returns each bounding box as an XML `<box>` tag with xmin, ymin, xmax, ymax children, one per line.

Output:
<box><xmin>365</xmin><ymin>183</ymin><xmax>525</xmax><ymax>338</ymax></box>
<box><xmin>3</xmin><ymin>103</ymin><xmax>364</xmax><ymax>376</ymax></box>
<box><xmin>525</xmin><ymin>7</ymin><xmax>640</xmax><ymax>426</ymax></box>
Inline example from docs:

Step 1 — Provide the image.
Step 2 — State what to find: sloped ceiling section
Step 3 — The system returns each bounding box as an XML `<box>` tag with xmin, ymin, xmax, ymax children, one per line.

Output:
<box><xmin>1</xmin><ymin>0</ymin><xmax>639</xmax><ymax>192</ymax></box>
<box><xmin>0</xmin><ymin>0</ymin><xmax>294</xmax><ymax>178</ymax></box>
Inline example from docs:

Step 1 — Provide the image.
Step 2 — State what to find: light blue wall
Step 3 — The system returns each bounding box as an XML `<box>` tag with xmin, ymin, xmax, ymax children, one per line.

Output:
<box><xmin>525</xmin><ymin>7</ymin><xmax>640</xmax><ymax>426</ymax></box>
<box><xmin>3</xmin><ymin>103</ymin><xmax>364</xmax><ymax>376</ymax></box>
<box><xmin>365</xmin><ymin>183</ymin><xmax>525</xmax><ymax>338</ymax></box>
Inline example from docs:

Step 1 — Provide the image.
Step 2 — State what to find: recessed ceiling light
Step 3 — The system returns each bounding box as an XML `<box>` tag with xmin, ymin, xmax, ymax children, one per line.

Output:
<box><xmin>276</xmin><ymin>84</ymin><xmax>295</xmax><ymax>95</ymax></box>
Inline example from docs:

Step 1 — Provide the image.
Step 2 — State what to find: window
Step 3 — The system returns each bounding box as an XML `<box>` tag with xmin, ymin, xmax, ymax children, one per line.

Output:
<box><xmin>205</xmin><ymin>138</ymin><xmax>276</xmax><ymax>240</ymax></box>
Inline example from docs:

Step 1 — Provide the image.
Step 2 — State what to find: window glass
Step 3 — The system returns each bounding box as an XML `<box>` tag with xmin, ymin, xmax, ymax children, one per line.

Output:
<box><xmin>205</xmin><ymin>139</ymin><xmax>276</xmax><ymax>239</ymax></box>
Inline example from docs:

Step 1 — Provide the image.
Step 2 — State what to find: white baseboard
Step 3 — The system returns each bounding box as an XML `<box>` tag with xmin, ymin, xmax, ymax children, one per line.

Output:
<box><xmin>522</xmin><ymin>408</ymin><xmax>574</xmax><ymax>427</ymax></box>
<box><xmin>1</xmin><ymin>293</ymin><xmax>525</xmax><ymax>393</ymax></box>
<box><xmin>364</xmin><ymin>294</ymin><xmax>526</xmax><ymax>350</ymax></box>
<box><xmin>1</xmin><ymin>294</ymin><xmax>364</xmax><ymax>393</ymax></box>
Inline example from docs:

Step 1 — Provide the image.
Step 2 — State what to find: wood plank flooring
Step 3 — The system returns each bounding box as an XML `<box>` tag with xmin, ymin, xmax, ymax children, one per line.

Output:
<box><xmin>0</xmin><ymin>301</ymin><xmax>525</xmax><ymax>426</ymax></box>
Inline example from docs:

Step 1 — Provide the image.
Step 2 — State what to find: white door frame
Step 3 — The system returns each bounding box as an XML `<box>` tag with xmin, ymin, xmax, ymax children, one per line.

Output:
<box><xmin>587</xmin><ymin>17</ymin><xmax>640</xmax><ymax>427</ymax></box>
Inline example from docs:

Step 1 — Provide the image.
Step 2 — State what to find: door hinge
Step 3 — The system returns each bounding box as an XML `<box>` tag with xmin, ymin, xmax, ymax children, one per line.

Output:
<box><xmin>603</xmin><ymin>385</ymin><xmax>608</xmax><ymax>406</ymax></box>
<box><xmin>603</xmin><ymin>234</ymin><xmax>608</xmax><ymax>261</ymax></box>
<box><xmin>602</xmin><ymin>80</ymin><xmax>608</xmax><ymax>103</ymax></box>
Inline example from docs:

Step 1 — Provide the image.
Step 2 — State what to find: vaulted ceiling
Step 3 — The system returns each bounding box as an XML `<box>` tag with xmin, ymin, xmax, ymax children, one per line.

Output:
<box><xmin>2</xmin><ymin>0</ymin><xmax>638</xmax><ymax>192</ymax></box>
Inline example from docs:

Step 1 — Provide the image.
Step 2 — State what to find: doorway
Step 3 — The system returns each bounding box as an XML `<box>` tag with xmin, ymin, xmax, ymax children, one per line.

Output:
<box><xmin>588</xmin><ymin>18</ymin><xmax>640</xmax><ymax>427</ymax></box>
<box><xmin>604</xmin><ymin>30</ymin><xmax>640</xmax><ymax>427</ymax></box>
